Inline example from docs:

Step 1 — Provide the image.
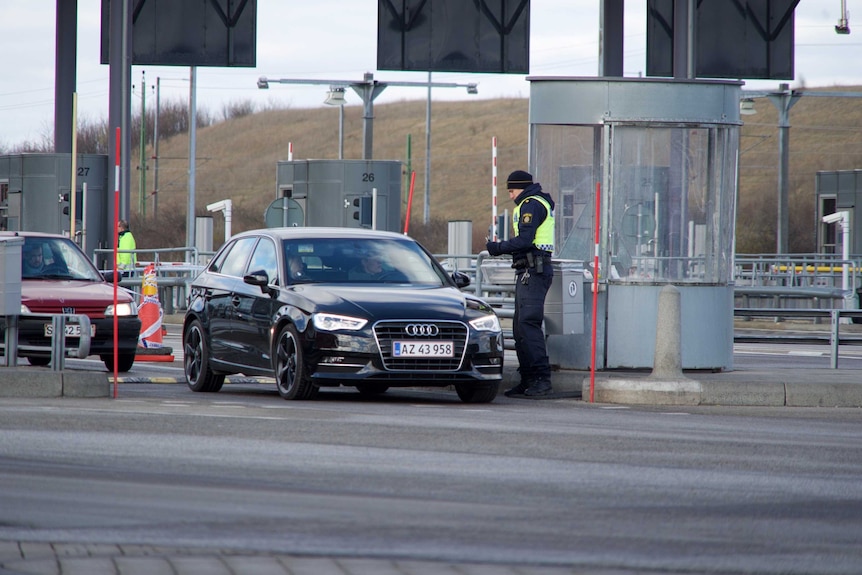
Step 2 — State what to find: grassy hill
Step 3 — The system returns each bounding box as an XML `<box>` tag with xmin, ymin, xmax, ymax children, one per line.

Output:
<box><xmin>130</xmin><ymin>88</ymin><xmax>862</xmax><ymax>255</ymax></box>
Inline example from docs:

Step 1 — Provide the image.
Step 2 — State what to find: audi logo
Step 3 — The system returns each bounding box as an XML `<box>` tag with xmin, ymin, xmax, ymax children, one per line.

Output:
<box><xmin>404</xmin><ymin>323</ymin><xmax>439</xmax><ymax>337</ymax></box>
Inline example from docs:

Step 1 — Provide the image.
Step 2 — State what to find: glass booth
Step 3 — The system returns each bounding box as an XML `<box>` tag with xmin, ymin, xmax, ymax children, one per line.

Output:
<box><xmin>530</xmin><ymin>78</ymin><xmax>740</xmax><ymax>370</ymax></box>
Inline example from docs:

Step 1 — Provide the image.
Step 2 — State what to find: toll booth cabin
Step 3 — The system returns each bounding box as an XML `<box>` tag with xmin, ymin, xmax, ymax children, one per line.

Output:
<box><xmin>269</xmin><ymin>160</ymin><xmax>402</xmax><ymax>232</ymax></box>
<box><xmin>816</xmin><ymin>169</ymin><xmax>862</xmax><ymax>255</ymax></box>
<box><xmin>0</xmin><ymin>153</ymin><xmax>110</xmax><ymax>258</ymax></box>
<box><xmin>529</xmin><ymin>77</ymin><xmax>741</xmax><ymax>370</ymax></box>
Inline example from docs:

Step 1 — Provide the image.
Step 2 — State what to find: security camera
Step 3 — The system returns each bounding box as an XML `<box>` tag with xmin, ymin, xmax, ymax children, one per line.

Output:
<box><xmin>822</xmin><ymin>211</ymin><xmax>847</xmax><ymax>224</ymax></box>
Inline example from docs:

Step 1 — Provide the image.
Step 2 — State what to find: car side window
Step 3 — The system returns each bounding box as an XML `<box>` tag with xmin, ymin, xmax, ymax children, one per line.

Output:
<box><xmin>246</xmin><ymin>238</ymin><xmax>279</xmax><ymax>284</ymax></box>
<box><xmin>208</xmin><ymin>242</ymin><xmax>232</xmax><ymax>273</ymax></box>
<box><xmin>219</xmin><ymin>237</ymin><xmax>257</xmax><ymax>278</ymax></box>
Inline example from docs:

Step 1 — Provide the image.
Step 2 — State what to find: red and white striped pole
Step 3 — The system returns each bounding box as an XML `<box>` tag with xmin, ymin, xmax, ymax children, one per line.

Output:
<box><xmin>491</xmin><ymin>137</ymin><xmax>498</xmax><ymax>241</ymax></box>
<box><xmin>112</xmin><ymin>127</ymin><xmax>121</xmax><ymax>398</ymax></box>
<box><xmin>288</xmin><ymin>141</ymin><xmax>293</xmax><ymax>161</ymax></box>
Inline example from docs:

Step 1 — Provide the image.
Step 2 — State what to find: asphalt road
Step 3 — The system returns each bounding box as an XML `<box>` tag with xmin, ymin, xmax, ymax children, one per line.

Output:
<box><xmin>1</xmin><ymin>377</ymin><xmax>861</xmax><ymax>574</ymax></box>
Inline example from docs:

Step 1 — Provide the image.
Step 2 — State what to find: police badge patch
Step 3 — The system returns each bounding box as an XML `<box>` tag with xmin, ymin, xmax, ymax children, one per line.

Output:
<box><xmin>521</xmin><ymin>213</ymin><xmax>533</xmax><ymax>224</ymax></box>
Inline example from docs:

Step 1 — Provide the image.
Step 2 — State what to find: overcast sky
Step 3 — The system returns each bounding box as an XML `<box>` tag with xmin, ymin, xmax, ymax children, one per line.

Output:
<box><xmin>1</xmin><ymin>1</ymin><xmax>860</xmax><ymax>147</ymax></box>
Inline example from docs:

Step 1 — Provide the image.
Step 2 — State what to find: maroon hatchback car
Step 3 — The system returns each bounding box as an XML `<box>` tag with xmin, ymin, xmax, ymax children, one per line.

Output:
<box><xmin>0</xmin><ymin>232</ymin><xmax>141</xmax><ymax>371</ymax></box>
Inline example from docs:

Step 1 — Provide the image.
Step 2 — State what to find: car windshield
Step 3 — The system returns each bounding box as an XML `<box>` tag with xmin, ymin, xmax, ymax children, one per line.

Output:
<box><xmin>283</xmin><ymin>237</ymin><xmax>450</xmax><ymax>286</ymax></box>
<box><xmin>21</xmin><ymin>236</ymin><xmax>104</xmax><ymax>281</ymax></box>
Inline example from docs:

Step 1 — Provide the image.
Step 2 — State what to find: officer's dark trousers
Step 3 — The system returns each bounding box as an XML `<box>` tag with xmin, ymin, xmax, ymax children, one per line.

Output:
<box><xmin>513</xmin><ymin>268</ymin><xmax>553</xmax><ymax>383</ymax></box>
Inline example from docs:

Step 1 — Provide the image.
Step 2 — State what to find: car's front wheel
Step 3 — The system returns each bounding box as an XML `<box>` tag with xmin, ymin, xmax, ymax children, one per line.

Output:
<box><xmin>184</xmin><ymin>319</ymin><xmax>224</xmax><ymax>392</ymax></box>
<box><xmin>274</xmin><ymin>324</ymin><xmax>317</xmax><ymax>400</ymax></box>
<box><xmin>101</xmin><ymin>353</ymin><xmax>135</xmax><ymax>373</ymax></box>
<box><xmin>24</xmin><ymin>355</ymin><xmax>51</xmax><ymax>367</ymax></box>
<box><xmin>455</xmin><ymin>382</ymin><xmax>499</xmax><ymax>404</ymax></box>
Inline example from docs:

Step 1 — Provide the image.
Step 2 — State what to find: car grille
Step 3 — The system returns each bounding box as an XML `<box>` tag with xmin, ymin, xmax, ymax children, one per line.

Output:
<box><xmin>374</xmin><ymin>320</ymin><xmax>468</xmax><ymax>371</ymax></box>
<box><xmin>25</xmin><ymin>302</ymin><xmax>106</xmax><ymax>318</ymax></box>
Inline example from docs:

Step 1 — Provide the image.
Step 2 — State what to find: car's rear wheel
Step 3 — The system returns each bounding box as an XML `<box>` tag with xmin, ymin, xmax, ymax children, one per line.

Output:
<box><xmin>275</xmin><ymin>324</ymin><xmax>317</xmax><ymax>400</ymax></box>
<box><xmin>356</xmin><ymin>384</ymin><xmax>389</xmax><ymax>397</ymax></box>
<box><xmin>25</xmin><ymin>356</ymin><xmax>51</xmax><ymax>367</ymax></box>
<box><xmin>101</xmin><ymin>353</ymin><xmax>135</xmax><ymax>373</ymax></box>
<box><xmin>184</xmin><ymin>320</ymin><xmax>224</xmax><ymax>392</ymax></box>
<box><xmin>455</xmin><ymin>382</ymin><xmax>499</xmax><ymax>404</ymax></box>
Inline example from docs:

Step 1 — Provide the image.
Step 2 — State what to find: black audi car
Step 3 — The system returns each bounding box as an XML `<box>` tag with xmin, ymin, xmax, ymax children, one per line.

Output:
<box><xmin>183</xmin><ymin>227</ymin><xmax>503</xmax><ymax>402</ymax></box>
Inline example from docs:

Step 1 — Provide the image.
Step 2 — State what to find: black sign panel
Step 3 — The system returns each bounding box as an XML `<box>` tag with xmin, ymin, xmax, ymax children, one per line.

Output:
<box><xmin>101</xmin><ymin>0</ymin><xmax>256</xmax><ymax>67</ymax></box>
<box><xmin>646</xmin><ymin>0</ymin><xmax>796</xmax><ymax>80</ymax></box>
<box><xmin>378</xmin><ymin>0</ymin><xmax>529</xmax><ymax>74</ymax></box>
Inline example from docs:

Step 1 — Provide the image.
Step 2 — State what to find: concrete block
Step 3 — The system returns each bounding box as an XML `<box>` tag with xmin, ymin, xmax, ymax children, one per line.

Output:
<box><xmin>62</xmin><ymin>372</ymin><xmax>111</xmax><ymax>397</ymax></box>
<box><xmin>586</xmin><ymin>377</ymin><xmax>702</xmax><ymax>405</ymax></box>
<box><xmin>699</xmin><ymin>381</ymin><xmax>786</xmax><ymax>406</ymax></box>
<box><xmin>786</xmin><ymin>383</ymin><xmax>862</xmax><ymax>407</ymax></box>
<box><xmin>0</xmin><ymin>369</ymin><xmax>62</xmax><ymax>397</ymax></box>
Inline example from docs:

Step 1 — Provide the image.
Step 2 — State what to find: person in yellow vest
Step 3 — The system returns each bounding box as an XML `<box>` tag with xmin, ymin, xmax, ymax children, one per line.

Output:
<box><xmin>486</xmin><ymin>170</ymin><xmax>556</xmax><ymax>398</ymax></box>
<box><xmin>117</xmin><ymin>219</ymin><xmax>137</xmax><ymax>273</ymax></box>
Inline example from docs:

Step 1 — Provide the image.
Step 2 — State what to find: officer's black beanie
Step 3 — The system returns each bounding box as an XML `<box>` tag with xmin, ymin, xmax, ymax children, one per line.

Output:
<box><xmin>507</xmin><ymin>170</ymin><xmax>533</xmax><ymax>190</ymax></box>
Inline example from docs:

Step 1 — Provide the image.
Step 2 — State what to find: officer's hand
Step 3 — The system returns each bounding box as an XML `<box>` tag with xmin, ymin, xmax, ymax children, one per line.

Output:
<box><xmin>486</xmin><ymin>241</ymin><xmax>502</xmax><ymax>256</ymax></box>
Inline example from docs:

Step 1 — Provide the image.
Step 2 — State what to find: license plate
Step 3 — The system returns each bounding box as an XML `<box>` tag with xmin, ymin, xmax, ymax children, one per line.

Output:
<box><xmin>44</xmin><ymin>323</ymin><xmax>96</xmax><ymax>338</ymax></box>
<box><xmin>392</xmin><ymin>340</ymin><xmax>453</xmax><ymax>357</ymax></box>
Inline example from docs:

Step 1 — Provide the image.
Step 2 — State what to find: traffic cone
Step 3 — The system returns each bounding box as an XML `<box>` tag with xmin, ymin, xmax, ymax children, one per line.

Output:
<box><xmin>136</xmin><ymin>263</ymin><xmax>175</xmax><ymax>362</ymax></box>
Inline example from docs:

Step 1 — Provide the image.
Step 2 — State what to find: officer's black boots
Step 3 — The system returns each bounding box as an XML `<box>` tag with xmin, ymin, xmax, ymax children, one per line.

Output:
<box><xmin>504</xmin><ymin>381</ymin><xmax>531</xmax><ymax>397</ymax></box>
<box><xmin>524</xmin><ymin>379</ymin><xmax>553</xmax><ymax>397</ymax></box>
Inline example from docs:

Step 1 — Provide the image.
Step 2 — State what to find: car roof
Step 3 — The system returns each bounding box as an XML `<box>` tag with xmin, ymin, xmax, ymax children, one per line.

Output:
<box><xmin>231</xmin><ymin>227</ymin><xmax>412</xmax><ymax>242</ymax></box>
<box><xmin>0</xmin><ymin>231</ymin><xmax>69</xmax><ymax>240</ymax></box>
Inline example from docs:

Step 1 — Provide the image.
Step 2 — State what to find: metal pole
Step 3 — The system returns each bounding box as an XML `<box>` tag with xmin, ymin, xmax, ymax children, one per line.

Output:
<box><xmin>338</xmin><ymin>103</ymin><xmax>344</xmax><ymax>160</ymax></box>
<box><xmin>777</xmin><ymin>118</ymin><xmax>790</xmax><ymax>254</ymax></box>
<box><xmin>153</xmin><ymin>77</ymin><xmax>160</xmax><ymax>220</ymax></box>
<box><xmin>139</xmin><ymin>70</ymin><xmax>147</xmax><ymax>217</ymax></box>
<box><xmin>360</xmin><ymin>74</ymin><xmax>374</xmax><ymax>160</ymax></box>
<box><xmin>54</xmin><ymin>0</ymin><xmax>76</xmax><ymax>154</ymax></box>
<box><xmin>598</xmin><ymin>0</ymin><xmax>624</xmax><ymax>76</ymax></box>
<box><xmin>70</xmin><ymin>92</ymin><xmax>78</xmax><ymax>240</ymax></box>
<box><xmin>768</xmin><ymin>84</ymin><xmax>799</xmax><ymax>254</ymax></box>
<box><xmin>120</xmin><ymin>0</ymin><xmax>131</xmax><ymax>222</ymax></box>
<box><xmin>424</xmin><ymin>72</ymin><xmax>432</xmax><ymax>225</ymax></box>
<box><xmin>187</xmin><ymin>67</ymin><xmax>197</xmax><ymax>253</ymax></box>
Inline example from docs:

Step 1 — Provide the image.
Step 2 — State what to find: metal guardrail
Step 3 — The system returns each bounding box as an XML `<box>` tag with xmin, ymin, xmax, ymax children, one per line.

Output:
<box><xmin>734</xmin><ymin>308</ymin><xmax>862</xmax><ymax>369</ymax></box>
<box><xmin>4</xmin><ymin>313</ymin><xmax>91</xmax><ymax>371</ymax></box>
<box><xmin>75</xmin><ymin>248</ymin><xmax>862</xmax><ymax>363</ymax></box>
<box><xmin>92</xmin><ymin>246</ymin><xmax>209</xmax><ymax>268</ymax></box>
<box><xmin>93</xmin><ymin>246</ymin><xmax>212</xmax><ymax>315</ymax></box>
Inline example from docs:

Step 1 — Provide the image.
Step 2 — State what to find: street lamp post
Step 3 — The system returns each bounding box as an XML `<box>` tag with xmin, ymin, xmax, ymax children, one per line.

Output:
<box><xmin>767</xmin><ymin>83</ymin><xmax>801</xmax><ymax>254</ymax></box>
<box><xmin>424</xmin><ymin>72</ymin><xmax>432</xmax><ymax>225</ymax></box>
<box><xmin>257</xmin><ymin>73</ymin><xmax>478</xmax><ymax>181</ymax></box>
<box><xmin>741</xmin><ymin>86</ymin><xmax>862</xmax><ymax>254</ymax></box>
<box><xmin>323</xmin><ymin>86</ymin><xmax>346</xmax><ymax>159</ymax></box>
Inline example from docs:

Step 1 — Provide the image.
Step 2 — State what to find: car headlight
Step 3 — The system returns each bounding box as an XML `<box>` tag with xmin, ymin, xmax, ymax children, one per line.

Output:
<box><xmin>106</xmin><ymin>301</ymin><xmax>138</xmax><ymax>316</ymax></box>
<box><xmin>469</xmin><ymin>313</ymin><xmax>501</xmax><ymax>332</ymax></box>
<box><xmin>312</xmin><ymin>313</ymin><xmax>368</xmax><ymax>332</ymax></box>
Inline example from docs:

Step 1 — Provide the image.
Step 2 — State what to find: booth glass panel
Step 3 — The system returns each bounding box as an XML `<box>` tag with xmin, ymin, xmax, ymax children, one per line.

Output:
<box><xmin>609</xmin><ymin>125</ymin><xmax>737</xmax><ymax>285</ymax></box>
<box><xmin>530</xmin><ymin>124</ymin><xmax>601</xmax><ymax>262</ymax></box>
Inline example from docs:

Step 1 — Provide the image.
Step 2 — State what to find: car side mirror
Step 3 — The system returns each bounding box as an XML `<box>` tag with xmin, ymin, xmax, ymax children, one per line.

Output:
<box><xmin>244</xmin><ymin>272</ymin><xmax>268</xmax><ymax>286</ymax></box>
<box><xmin>244</xmin><ymin>272</ymin><xmax>278</xmax><ymax>297</ymax></box>
<box><xmin>451</xmin><ymin>271</ymin><xmax>471</xmax><ymax>289</ymax></box>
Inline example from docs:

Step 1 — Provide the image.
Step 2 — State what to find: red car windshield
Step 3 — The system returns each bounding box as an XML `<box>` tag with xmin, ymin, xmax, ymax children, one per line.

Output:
<box><xmin>21</xmin><ymin>237</ymin><xmax>104</xmax><ymax>281</ymax></box>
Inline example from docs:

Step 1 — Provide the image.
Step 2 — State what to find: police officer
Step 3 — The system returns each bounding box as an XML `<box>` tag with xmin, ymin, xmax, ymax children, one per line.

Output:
<box><xmin>117</xmin><ymin>219</ymin><xmax>137</xmax><ymax>272</ymax></box>
<box><xmin>486</xmin><ymin>170</ymin><xmax>555</xmax><ymax>397</ymax></box>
